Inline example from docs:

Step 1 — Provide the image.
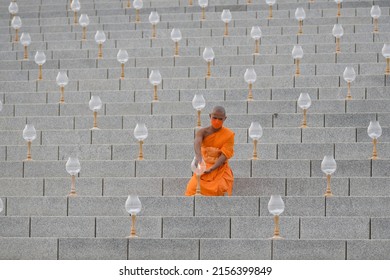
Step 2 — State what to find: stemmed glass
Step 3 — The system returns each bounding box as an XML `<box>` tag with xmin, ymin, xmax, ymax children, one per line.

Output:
<box><xmin>34</xmin><ymin>51</ymin><xmax>46</xmax><ymax>80</ymax></box>
<box><xmin>23</xmin><ymin>124</ymin><xmax>36</xmax><ymax>161</ymax></box>
<box><xmin>321</xmin><ymin>155</ymin><xmax>337</xmax><ymax>197</ymax></box>
<box><xmin>221</xmin><ymin>9</ymin><xmax>232</xmax><ymax>36</ymax></box>
<box><xmin>79</xmin><ymin>14</ymin><xmax>89</xmax><ymax>41</ymax></box>
<box><xmin>149</xmin><ymin>11</ymin><xmax>159</xmax><ymax>39</ymax></box>
<box><xmin>244</xmin><ymin>68</ymin><xmax>257</xmax><ymax>101</ymax></box>
<box><xmin>203</xmin><ymin>47</ymin><xmax>215</xmax><ymax>79</ymax></box>
<box><xmin>192</xmin><ymin>93</ymin><xmax>206</xmax><ymax>128</ymax></box>
<box><xmin>266</xmin><ymin>0</ymin><xmax>276</xmax><ymax>19</ymax></box>
<box><xmin>56</xmin><ymin>71</ymin><xmax>69</xmax><ymax>103</ymax></box>
<box><xmin>125</xmin><ymin>195</ymin><xmax>142</xmax><ymax>238</ymax></box>
<box><xmin>371</xmin><ymin>6</ymin><xmax>381</xmax><ymax>33</ymax></box>
<box><xmin>249</xmin><ymin>122</ymin><xmax>263</xmax><ymax>160</ymax></box>
<box><xmin>268</xmin><ymin>195</ymin><xmax>284</xmax><ymax>239</ymax></box>
<box><xmin>71</xmin><ymin>0</ymin><xmax>80</xmax><ymax>24</ymax></box>
<box><xmin>8</xmin><ymin>1</ymin><xmax>18</xmax><ymax>19</ymax></box>
<box><xmin>95</xmin><ymin>31</ymin><xmax>106</xmax><ymax>59</ymax></box>
<box><xmin>335</xmin><ymin>0</ymin><xmax>343</xmax><ymax>17</ymax></box>
<box><xmin>66</xmin><ymin>157</ymin><xmax>81</xmax><ymax>197</ymax></box>
<box><xmin>343</xmin><ymin>66</ymin><xmax>356</xmax><ymax>100</ymax></box>
<box><xmin>149</xmin><ymin>70</ymin><xmax>162</xmax><ymax>102</ymax></box>
<box><xmin>295</xmin><ymin>7</ymin><xmax>306</xmax><ymax>35</ymax></box>
<box><xmin>89</xmin><ymin>96</ymin><xmax>102</xmax><ymax>130</ymax></box>
<box><xmin>368</xmin><ymin>121</ymin><xmax>382</xmax><ymax>160</ymax></box>
<box><xmin>134</xmin><ymin>123</ymin><xmax>148</xmax><ymax>160</ymax></box>
<box><xmin>171</xmin><ymin>28</ymin><xmax>182</xmax><ymax>56</ymax></box>
<box><xmin>20</xmin><ymin>33</ymin><xmax>31</xmax><ymax>60</ymax></box>
<box><xmin>298</xmin><ymin>93</ymin><xmax>311</xmax><ymax>128</ymax></box>
<box><xmin>332</xmin><ymin>24</ymin><xmax>344</xmax><ymax>53</ymax></box>
<box><xmin>11</xmin><ymin>16</ymin><xmax>22</xmax><ymax>42</ymax></box>
<box><xmin>382</xmin><ymin>44</ymin><xmax>390</xmax><ymax>75</ymax></box>
<box><xmin>191</xmin><ymin>157</ymin><xmax>206</xmax><ymax>196</ymax></box>
<box><xmin>117</xmin><ymin>49</ymin><xmax>129</xmax><ymax>79</ymax></box>
<box><xmin>198</xmin><ymin>0</ymin><xmax>208</xmax><ymax>21</ymax></box>
<box><xmin>251</xmin><ymin>26</ymin><xmax>262</xmax><ymax>55</ymax></box>
<box><xmin>292</xmin><ymin>45</ymin><xmax>303</xmax><ymax>76</ymax></box>
<box><xmin>133</xmin><ymin>0</ymin><xmax>143</xmax><ymax>22</ymax></box>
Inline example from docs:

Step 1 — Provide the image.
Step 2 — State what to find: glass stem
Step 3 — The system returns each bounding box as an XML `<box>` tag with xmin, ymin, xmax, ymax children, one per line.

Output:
<box><xmin>298</xmin><ymin>20</ymin><xmax>303</xmax><ymax>34</ymax></box>
<box><xmin>69</xmin><ymin>175</ymin><xmax>76</xmax><ymax>196</ymax></box>
<box><xmin>301</xmin><ymin>109</ymin><xmax>307</xmax><ymax>128</ymax></box>
<box><xmin>130</xmin><ymin>214</ymin><xmax>137</xmax><ymax>237</ymax></box>
<box><xmin>127</xmin><ymin>0</ymin><xmax>131</xmax><ymax>8</ymax></box>
<box><xmin>153</xmin><ymin>85</ymin><xmax>158</xmax><ymax>101</ymax></box>
<box><xmin>248</xmin><ymin>83</ymin><xmax>253</xmax><ymax>100</ymax></box>
<box><xmin>255</xmin><ymin>39</ymin><xmax>260</xmax><ymax>54</ymax></box>
<box><xmin>252</xmin><ymin>139</ymin><xmax>258</xmax><ymax>160</ymax></box>
<box><xmin>202</xmin><ymin>7</ymin><xmax>205</xmax><ymax>20</ymax></box>
<box><xmin>197</xmin><ymin>110</ymin><xmax>201</xmax><ymax>127</ymax></box>
<box><xmin>93</xmin><ymin>111</ymin><xmax>98</xmax><ymax>128</ymax></box>
<box><xmin>74</xmin><ymin>11</ymin><xmax>78</xmax><ymax>24</ymax></box>
<box><xmin>138</xmin><ymin>140</ymin><xmax>144</xmax><ymax>160</ymax></box>
<box><xmin>336</xmin><ymin>37</ymin><xmax>340</xmax><ymax>53</ymax></box>
<box><xmin>386</xmin><ymin>58</ymin><xmax>390</xmax><ymax>75</ymax></box>
<box><xmin>14</xmin><ymin>28</ymin><xmax>19</xmax><ymax>42</ymax></box>
<box><xmin>98</xmin><ymin>43</ymin><xmax>103</xmax><ymax>59</ymax></box>
<box><xmin>189</xmin><ymin>0</ymin><xmax>193</xmax><ymax>6</ymax></box>
<box><xmin>136</xmin><ymin>10</ymin><xmax>140</xmax><ymax>22</ymax></box>
<box><xmin>121</xmin><ymin>63</ymin><xmax>125</xmax><ymax>79</ymax></box>
<box><xmin>60</xmin><ymin>86</ymin><xmax>65</xmax><ymax>103</ymax></box>
<box><xmin>206</xmin><ymin>61</ymin><xmax>211</xmax><ymax>78</ymax></box>
<box><xmin>347</xmin><ymin>81</ymin><xmax>352</xmax><ymax>100</ymax></box>
<box><xmin>372</xmin><ymin>138</ymin><xmax>378</xmax><ymax>160</ymax></box>
<box><xmin>269</xmin><ymin>6</ymin><xmax>272</xmax><ymax>19</ymax></box>
<box><xmin>24</xmin><ymin>45</ymin><xmax>28</xmax><ymax>60</ymax></box>
<box><xmin>374</xmin><ymin>18</ymin><xmax>378</xmax><ymax>33</ymax></box>
<box><xmin>337</xmin><ymin>3</ymin><xmax>341</xmax><ymax>17</ymax></box>
<box><xmin>224</xmin><ymin>22</ymin><xmax>228</xmax><ymax>36</ymax></box>
<box><xmin>27</xmin><ymin>141</ymin><xmax>32</xmax><ymax>160</ymax></box>
<box><xmin>152</xmin><ymin>24</ymin><xmax>156</xmax><ymax>38</ymax></box>
<box><xmin>295</xmin><ymin>59</ymin><xmax>300</xmax><ymax>76</ymax></box>
<box><xmin>273</xmin><ymin>215</ymin><xmax>280</xmax><ymax>238</ymax></box>
<box><xmin>82</xmin><ymin>27</ymin><xmax>86</xmax><ymax>40</ymax></box>
<box><xmin>175</xmin><ymin>41</ymin><xmax>179</xmax><ymax>56</ymax></box>
<box><xmin>325</xmin><ymin>174</ymin><xmax>333</xmax><ymax>197</ymax></box>
<box><xmin>38</xmin><ymin>64</ymin><xmax>42</xmax><ymax>80</ymax></box>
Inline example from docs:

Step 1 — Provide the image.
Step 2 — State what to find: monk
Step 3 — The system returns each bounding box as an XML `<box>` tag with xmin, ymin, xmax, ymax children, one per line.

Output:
<box><xmin>185</xmin><ymin>106</ymin><xmax>235</xmax><ymax>196</ymax></box>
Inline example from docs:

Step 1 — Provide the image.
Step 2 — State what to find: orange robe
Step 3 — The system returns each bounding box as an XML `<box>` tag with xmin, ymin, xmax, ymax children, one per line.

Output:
<box><xmin>185</xmin><ymin>127</ymin><xmax>235</xmax><ymax>196</ymax></box>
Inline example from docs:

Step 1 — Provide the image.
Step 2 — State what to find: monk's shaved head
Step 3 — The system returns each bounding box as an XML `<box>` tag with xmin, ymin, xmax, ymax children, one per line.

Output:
<box><xmin>211</xmin><ymin>106</ymin><xmax>226</xmax><ymax>116</ymax></box>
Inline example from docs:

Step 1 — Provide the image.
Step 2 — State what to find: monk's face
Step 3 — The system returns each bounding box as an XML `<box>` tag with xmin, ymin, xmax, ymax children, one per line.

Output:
<box><xmin>209</xmin><ymin>110</ymin><xmax>226</xmax><ymax>129</ymax></box>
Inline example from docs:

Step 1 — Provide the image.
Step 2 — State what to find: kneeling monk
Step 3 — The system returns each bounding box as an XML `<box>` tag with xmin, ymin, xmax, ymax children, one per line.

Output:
<box><xmin>185</xmin><ymin>106</ymin><xmax>235</xmax><ymax>196</ymax></box>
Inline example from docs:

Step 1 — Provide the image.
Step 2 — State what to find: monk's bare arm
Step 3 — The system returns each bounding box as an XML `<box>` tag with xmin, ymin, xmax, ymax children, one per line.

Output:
<box><xmin>204</xmin><ymin>153</ymin><xmax>227</xmax><ymax>174</ymax></box>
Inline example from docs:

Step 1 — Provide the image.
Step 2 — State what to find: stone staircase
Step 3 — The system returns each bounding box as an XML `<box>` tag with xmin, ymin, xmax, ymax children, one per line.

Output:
<box><xmin>0</xmin><ymin>0</ymin><xmax>389</xmax><ymax>259</ymax></box>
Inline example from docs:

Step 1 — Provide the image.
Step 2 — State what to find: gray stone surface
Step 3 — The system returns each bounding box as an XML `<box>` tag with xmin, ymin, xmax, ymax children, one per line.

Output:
<box><xmin>59</xmin><ymin>238</ymin><xmax>127</xmax><ymax>260</ymax></box>
<box><xmin>287</xmin><ymin>178</ymin><xmax>349</xmax><ymax>197</ymax></box>
<box><xmin>300</xmin><ymin>217</ymin><xmax>370</xmax><ymax>240</ymax></box>
<box><xmin>0</xmin><ymin>178</ymin><xmax>43</xmax><ymax>197</ymax></box>
<box><xmin>128</xmin><ymin>239</ymin><xmax>199</xmax><ymax>260</ymax></box>
<box><xmin>7</xmin><ymin>197</ymin><xmax>67</xmax><ymax>216</ymax></box>
<box><xmin>0</xmin><ymin>217</ymin><xmax>29</xmax><ymax>237</ymax></box>
<box><xmin>96</xmin><ymin>216</ymin><xmax>161</xmax><ymax>238</ymax></box>
<box><xmin>347</xmin><ymin>240</ymin><xmax>390</xmax><ymax>260</ymax></box>
<box><xmin>31</xmin><ymin>217</ymin><xmax>95</xmax><ymax>238</ymax></box>
<box><xmin>273</xmin><ymin>240</ymin><xmax>346</xmax><ymax>260</ymax></box>
<box><xmin>195</xmin><ymin>197</ymin><xmax>259</xmax><ymax>216</ymax></box>
<box><xmin>163</xmin><ymin>217</ymin><xmax>230</xmax><ymax>238</ymax></box>
<box><xmin>349</xmin><ymin>178</ymin><xmax>390</xmax><ymax>196</ymax></box>
<box><xmin>327</xmin><ymin>197</ymin><xmax>390</xmax><ymax>217</ymax></box>
<box><xmin>0</xmin><ymin>238</ymin><xmax>58</xmax><ymax>260</ymax></box>
<box><xmin>231</xmin><ymin>217</ymin><xmax>299</xmax><ymax>239</ymax></box>
<box><xmin>200</xmin><ymin>239</ymin><xmax>271</xmax><ymax>260</ymax></box>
